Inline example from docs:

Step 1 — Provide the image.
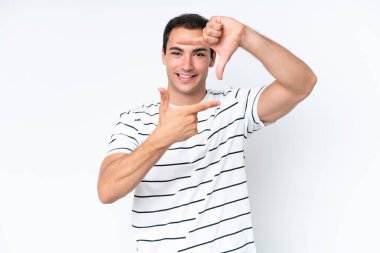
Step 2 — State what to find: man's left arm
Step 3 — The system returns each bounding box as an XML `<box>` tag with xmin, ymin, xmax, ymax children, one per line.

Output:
<box><xmin>178</xmin><ymin>16</ymin><xmax>317</xmax><ymax>124</ymax></box>
<box><xmin>239</xmin><ymin>25</ymin><xmax>317</xmax><ymax>124</ymax></box>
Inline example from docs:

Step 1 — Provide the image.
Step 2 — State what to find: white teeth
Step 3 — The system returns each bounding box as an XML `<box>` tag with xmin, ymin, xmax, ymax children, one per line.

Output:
<box><xmin>179</xmin><ymin>74</ymin><xmax>194</xmax><ymax>78</ymax></box>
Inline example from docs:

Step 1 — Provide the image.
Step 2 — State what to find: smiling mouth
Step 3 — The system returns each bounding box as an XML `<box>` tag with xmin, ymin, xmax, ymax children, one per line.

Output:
<box><xmin>176</xmin><ymin>73</ymin><xmax>197</xmax><ymax>79</ymax></box>
<box><xmin>176</xmin><ymin>73</ymin><xmax>198</xmax><ymax>83</ymax></box>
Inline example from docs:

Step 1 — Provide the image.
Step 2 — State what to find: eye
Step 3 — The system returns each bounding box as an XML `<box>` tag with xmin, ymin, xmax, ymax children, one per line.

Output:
<box><xmin>195</xmin><ymin>52</ymin><xmax>206</xmax><ymax>57</ymax></box>
<box><xmin>171</xmin><ymin>51</ymin><xmax>181</xmax><ymax>56</ymax></box>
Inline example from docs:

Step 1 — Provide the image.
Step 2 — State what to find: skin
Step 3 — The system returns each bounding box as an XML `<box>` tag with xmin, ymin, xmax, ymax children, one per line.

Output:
<box><xmin>161</xmin><ymin>27</ymin><xmax>216</xmax><ymax>106</ymax></box>
<box><xmin>97</xmin><ymin>16</ymin><xmax>317</xmax><ymax>204</ymax></box>
<box><xmin>178</xmin><ymin>16</ymin><xmax>317</xmax><ymax>123</ymax></box>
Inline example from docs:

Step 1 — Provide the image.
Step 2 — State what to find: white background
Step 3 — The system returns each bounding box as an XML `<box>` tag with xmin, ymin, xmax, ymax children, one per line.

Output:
<box><xmin>1</xmin><ymin>0</ymin><xmax>379</xmax><ymax>252</ymax></box>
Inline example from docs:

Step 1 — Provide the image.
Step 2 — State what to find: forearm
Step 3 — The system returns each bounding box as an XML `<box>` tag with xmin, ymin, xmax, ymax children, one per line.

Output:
<box><xmin>98</xmin><ymin>129</ymin><xmax>170</xmax><ymax>204</ymax></box>
<box><xmin>240</xmin><ymin>26</ymin><xmax>317</xmax><ymax>94</ymax></box>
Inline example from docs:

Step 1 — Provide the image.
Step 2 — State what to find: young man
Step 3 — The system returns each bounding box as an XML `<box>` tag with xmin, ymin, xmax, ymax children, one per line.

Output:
<box><xmin>97</xmin><ymin>14</ymin><xmax>317</xmax><ymax>253</ymax></box>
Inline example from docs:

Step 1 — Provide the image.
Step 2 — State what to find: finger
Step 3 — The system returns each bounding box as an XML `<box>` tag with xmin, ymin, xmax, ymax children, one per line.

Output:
<box><xmin>204</xmin><ymin>27</ymin><xmax>222</xmax><ymax>38</ymax></box>
<box><xmin>210</xmin><ymin>16</ymin><xmax>222</xmax><ymax>24</ymax></box>
<box><xmin>207</xmin><ymin>22</ymin><xmax>223</xmax><ymax>32</ymax></box>
<box><xmin>176</xmin><ymin>36</ymin><xmax>208</xmax><ymax>46</ymax></box>
<box><xmin>158</xmin><ymin>87</ymin><xmax>169</xmax><ymax>112</ymax></box>
<box><xmin>202</xmin><ymin>32</ymin><xmax>219</xmax><ymax>45</ymax></box>
<box><xmin>187</xmin><ymin>100</ymin><xmax>221</xmax><ymax>113</ymax></box>
<box><xmin>216</xmin><ymin>54</ymin><xmax>232</xmax><ymax>80</ymax></box>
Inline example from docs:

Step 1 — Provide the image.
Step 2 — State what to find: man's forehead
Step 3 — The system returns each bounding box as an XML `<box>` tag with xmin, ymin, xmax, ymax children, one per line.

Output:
<box><xmin>167</xmin><ymin>27</ymin><xmax>204</xmax><ymax>47</ymax></box>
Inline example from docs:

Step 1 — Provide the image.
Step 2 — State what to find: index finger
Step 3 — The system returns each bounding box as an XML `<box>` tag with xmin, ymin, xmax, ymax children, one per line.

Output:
<box><xmin>187</xmin><ymin>100</ymin><xmax>221</xmax><ymax>113</ymax></box>
<box><xmin>176</xmin><ymin>36</ymin><xmax>208</xmax><ymax>46</ymax></box>
<box><xmin>211</xmin><ymin>16</ymin><xmax>222</xmax><ymax>24</ymax></box>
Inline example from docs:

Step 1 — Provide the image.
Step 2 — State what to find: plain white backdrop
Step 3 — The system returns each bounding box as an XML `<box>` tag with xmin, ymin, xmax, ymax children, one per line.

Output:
<box><xmin>1</xmin><ymin>0</ymin><xmax>379</xmax><ymax>252</ymax></box>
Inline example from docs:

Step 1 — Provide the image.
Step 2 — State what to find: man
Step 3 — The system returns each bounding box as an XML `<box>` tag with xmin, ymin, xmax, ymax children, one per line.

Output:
<box><xmin>97</xmin><ymin>14</ymin><xmax>316</xmax><ymax>253</ymax></box>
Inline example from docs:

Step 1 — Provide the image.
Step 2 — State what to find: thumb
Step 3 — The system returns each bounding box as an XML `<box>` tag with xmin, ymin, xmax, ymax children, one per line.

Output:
<box><xmin>158</xmin><ymin>87</ymin><xmax>169</xmax><ymax>112</ymax></box>
<box><xmin>216</xmin><ymin>54</ymin><xmax>231</xmax><ymax>80</ymax></box>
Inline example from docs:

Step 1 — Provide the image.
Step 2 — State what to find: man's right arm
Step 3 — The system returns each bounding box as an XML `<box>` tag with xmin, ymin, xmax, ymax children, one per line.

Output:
<box><xmin>97</xmin><ymin>129</ymin><xmax>170</xmax><ymax>204</ymax></box>
<box><xmin>97</xmin><ymin>87</ymin><xmax>220</xmax><ymax>204</ymax></box>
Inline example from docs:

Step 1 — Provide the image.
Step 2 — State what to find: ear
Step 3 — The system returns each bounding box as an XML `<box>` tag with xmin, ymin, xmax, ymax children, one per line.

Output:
<box><xmin>161</xmin><ymin>49</ymin><xmax>166</xmax><ymax>65</ymax></box>
<box><xmin>209</xmin><ymin>51</ymin><xmax>216</xmax><ymax>67</ymax></box>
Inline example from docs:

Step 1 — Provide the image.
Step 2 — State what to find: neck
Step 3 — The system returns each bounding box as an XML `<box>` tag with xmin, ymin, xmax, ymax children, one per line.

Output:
<box><xmin>167</xmin><ymin>85</ymin><xmax>207</xmax><ymax>106</ymax></box>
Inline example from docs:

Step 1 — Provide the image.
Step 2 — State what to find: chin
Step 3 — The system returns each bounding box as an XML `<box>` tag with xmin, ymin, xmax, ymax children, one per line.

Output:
<box><xmin>174</xmin><ymin>83</ymin><xmax>200</xmax><ymax>95</ymax></box>
<box><xmin>170</xmin><ymin>78</ymin><xmax>203</xmax><ymax>95</ymax></box>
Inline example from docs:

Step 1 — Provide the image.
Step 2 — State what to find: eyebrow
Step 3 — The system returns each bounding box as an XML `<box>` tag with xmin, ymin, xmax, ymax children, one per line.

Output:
<box><xmin>169</xmin><ymin>47</ymin><xmax>208</xmax><ymax>53</ymax></box>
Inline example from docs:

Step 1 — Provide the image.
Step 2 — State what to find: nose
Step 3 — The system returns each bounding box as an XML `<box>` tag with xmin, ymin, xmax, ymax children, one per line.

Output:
<box><xmin>180</xmin><ymin>54</ymin><xmax>194</xmax><ymax>72</ymax></box>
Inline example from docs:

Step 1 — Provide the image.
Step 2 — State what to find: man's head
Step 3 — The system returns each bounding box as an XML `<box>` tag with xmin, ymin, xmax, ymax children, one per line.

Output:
<box><xmin>162</xmin><ymin>14</ymin><xmax>216</xmax><ymax>99</ymax></box>
<box><xmin>163</xmin><ymin>14</ymin><xmax>215</xmax><ymax>58</ymax></box>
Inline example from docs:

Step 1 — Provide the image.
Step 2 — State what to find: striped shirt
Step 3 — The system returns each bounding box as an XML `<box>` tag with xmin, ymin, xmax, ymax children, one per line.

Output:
<box><xmin>107</xmin><ymin>86</ymin><xmax>271</xmax><ymax>253</ymax></box>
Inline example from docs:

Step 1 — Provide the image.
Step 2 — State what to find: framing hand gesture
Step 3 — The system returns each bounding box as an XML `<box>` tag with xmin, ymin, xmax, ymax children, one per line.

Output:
<box><xmin>178</xmin><ymin>16</ymin><xmax>245</xmax><ymax>80</ymax></box>
<box><xmin>157</xmin><ymin>87</ymin><xmax>220</xmax><ymax>147</ymax></box>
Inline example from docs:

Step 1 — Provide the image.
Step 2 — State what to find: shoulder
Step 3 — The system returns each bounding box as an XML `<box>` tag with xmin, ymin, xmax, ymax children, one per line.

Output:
<box><xmin>207</xmin><ymin>87</ymin><xmax>240</xmax><ymax>101</ymax></box>
<box><xmin>119</xmin><ymin>101</ymin><xmax>160</xmax><ymax>118</ymax></box>
<box><xmin>208</xmin><ymin>87</ymin><xmax>235</xmax><ymax>96</ymax></box>
<box><xmin>207</xmin><ymin>87</ymin><xmax>256</xmax><ymax>102</ymax></box>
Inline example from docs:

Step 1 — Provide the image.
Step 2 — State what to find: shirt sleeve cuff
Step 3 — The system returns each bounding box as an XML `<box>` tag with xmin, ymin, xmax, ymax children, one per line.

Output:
<box><xmin>252</xmin><ymin>85</ymin><xmax>274</xmax><ymax>128</ymax></box>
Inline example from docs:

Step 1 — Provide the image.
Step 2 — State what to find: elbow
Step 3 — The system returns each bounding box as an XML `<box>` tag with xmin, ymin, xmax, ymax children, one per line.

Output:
<box><xmin>98</xmin><ymin>188</ymin><xmax>112</xmax><ymax>204</ymax></box>
<box><xmin>301</xmin><ymin>72</ymin><xmax>318</xmax><ymax>97</ymax></box>
<box><xmin>97</xmin><ymin>181</ymin><xmax>132</xmax><ymax>204</ymax></box>
<box><xmin>97</xmin><ymin>183</ymin><xmax>117</xmax><ymax>204</ymax></box>
<box><xmin>310</xmin><ymin>73</ymin><xmax>318</xmax><ymax>89</ymax></box>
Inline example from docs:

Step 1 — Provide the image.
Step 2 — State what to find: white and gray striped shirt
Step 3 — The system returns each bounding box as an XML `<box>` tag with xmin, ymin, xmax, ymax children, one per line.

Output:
<box><xmin>106</xmin><ymin>86</ymin><xmax>271</xmax><ymax>253</ymax></box>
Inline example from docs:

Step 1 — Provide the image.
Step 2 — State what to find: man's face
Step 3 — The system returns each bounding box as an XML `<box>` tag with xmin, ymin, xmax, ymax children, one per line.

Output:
<box><xmin>162</xmin><ymin>27</ymin><xmax>215</xmax><ymax>96</ymax></box>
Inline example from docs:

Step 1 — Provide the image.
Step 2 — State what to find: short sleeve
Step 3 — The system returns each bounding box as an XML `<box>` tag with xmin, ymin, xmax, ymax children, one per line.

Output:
<box><xmin>241</xmin><ymin>85</ymin><xmax>274</xmax><ymax>134</ymax></box>
<box><xmin>106</xmin><ymin>111</ymin><xmax>140</xmax><ymax>156</ymax></box>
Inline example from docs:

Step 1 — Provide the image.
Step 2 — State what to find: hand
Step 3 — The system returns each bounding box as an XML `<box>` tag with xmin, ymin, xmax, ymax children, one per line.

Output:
<box><xmin>177</xmin><ymin>16</ymin><xmax>246</xmax><ymax>80</ymax></box>
<box><xmin>155</xmin><ymin>87</ymin><xmax>220</xmax><ymax>147</ymax></box>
